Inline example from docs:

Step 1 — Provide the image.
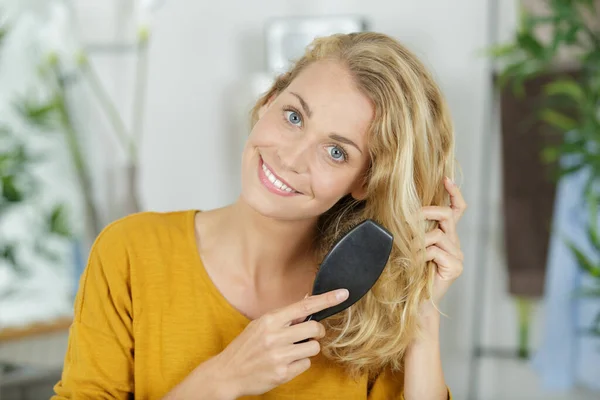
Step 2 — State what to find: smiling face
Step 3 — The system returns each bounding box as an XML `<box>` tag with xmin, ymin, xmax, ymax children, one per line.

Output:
<box><xmin>240</xmin><ymin>60</ymin><xmax>374</xmax><ymax>221</ymax></box>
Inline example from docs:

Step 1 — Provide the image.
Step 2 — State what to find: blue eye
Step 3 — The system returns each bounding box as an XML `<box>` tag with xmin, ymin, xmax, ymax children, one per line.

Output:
<box><xmin>285</xmin><ymin>110</ymin><xmax>302</xmax><ymax>127</ymax></box>
<box><xmin>326</xmin><ymin>145</ymin><xmax>347</xmax><ymax>162</ymax></box>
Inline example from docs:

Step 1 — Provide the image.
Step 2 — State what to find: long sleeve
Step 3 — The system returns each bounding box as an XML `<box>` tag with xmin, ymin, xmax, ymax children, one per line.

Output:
<box><xmin>367</xmin><ymin>367</ymin><xmax>452</xmax><ymax>400</ymax></box>
<box><xmin>367</xmin><ymin>367</ymin><xmax>405</xmax><ymax>400</ymax></box>
<box><xmin>52</xmin><ymin>223</ymin><xmax>135</xmax><ymax>399</ymax></box>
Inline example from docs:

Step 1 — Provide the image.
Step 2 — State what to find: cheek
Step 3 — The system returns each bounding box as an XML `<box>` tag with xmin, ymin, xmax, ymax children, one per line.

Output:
<box><xmin>248</xmin><ymin>113</ymin><xmax>283</xmax><ymax>145</ymax></box>
<box><xmin>311</xmin><ymin>170</ymin><xmax>355</xmax><ymax>200</ymax></box>
<box><xmin>246</xmin><ymin>124</ymin><xmax>264</xmax><ymax>146</ymax></box>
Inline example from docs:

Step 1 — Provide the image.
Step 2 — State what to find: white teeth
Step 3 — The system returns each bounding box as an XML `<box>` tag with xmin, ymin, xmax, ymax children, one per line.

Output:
<box><xmin>262</xmin><ymin>162</ymin><xmax>295</xmax><ymax>192</ymax></box>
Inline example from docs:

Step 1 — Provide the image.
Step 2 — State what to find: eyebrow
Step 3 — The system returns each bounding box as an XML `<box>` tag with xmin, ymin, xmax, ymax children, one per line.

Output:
<box><xmin>290</xmin><ymin>91</ymin><xmax>363</xmax><ymax>155</ymax></box>
<box><xmin>290</xmin><ymin>92</ymin><xmax>312</xmax><ymax>118</ymax></box>
<box><xmin>329</xmin><ymin>133</ymin><xmax>363</xmax><ymax>154</ymax></box>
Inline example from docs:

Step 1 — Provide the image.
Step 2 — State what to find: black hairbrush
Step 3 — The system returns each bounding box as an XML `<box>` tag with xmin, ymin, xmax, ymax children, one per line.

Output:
<box><xmin>306</xmin><ymin>219</ymin><xmax>393</xmax><ymax>322</ymax></box>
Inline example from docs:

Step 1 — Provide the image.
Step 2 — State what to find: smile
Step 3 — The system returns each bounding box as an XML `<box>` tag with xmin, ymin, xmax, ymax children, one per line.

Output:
<box><xmin>258</xmin><ymin>157</ymin><xmax>301</xmax><ymax>196</ymax></box>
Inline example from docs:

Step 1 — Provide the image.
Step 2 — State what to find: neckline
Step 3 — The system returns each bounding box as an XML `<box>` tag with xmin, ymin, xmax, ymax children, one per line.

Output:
<box><xmin>186</xmin><ymin>209</ymin><xmax>252</xmax><ymax>325</ymax></box>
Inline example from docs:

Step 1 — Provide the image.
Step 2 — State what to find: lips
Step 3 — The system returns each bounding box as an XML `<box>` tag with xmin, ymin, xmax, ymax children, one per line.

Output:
<box><xmin>258</xmin><ymin>156</ymin><xmax>302</xmax><ymax>196</ymax></box>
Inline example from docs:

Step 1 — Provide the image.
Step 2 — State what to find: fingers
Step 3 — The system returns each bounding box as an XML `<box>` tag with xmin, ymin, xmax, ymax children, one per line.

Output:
<box><xmin>267</xmin><ymin>355</ymin><xmax>313</xmax><ymax>387</ymax></box>
<box><xmin>421</xmin><ymin>206</ymin><xmax>457</xmax><ymax>242</ymax></box>
<box><xmin>286</xmin><ymin>357</ymin><xmax>312</xmax><ymax>381</ymax></box>
<box><xmin>285</xmin><ymin>320</ymin><xmax>326</xmax><ymax>344</ymax></box>
<box><xmin>421</xmin><ymin>177</ymin><xmax>466</xmax><ymax>231</ymax></box>
<box><xmin>421</xmin><ymin>206</ymin><xmax>452</xmax><ymax>221</ymax></box>
<box><xmin>425</xmin><ymin>246</ymin><xmax>464</xmax><ymax>281</ymax></box>
<box><xmin>444</xmin><ymin>176</ymin><xmax>467</xmax><ymax>221</ymax></box>
<box><xmin>267</xmin><ymin>339</ymin><xmax>320</xmax><ymax>385</ymax></box>
<box><xmin>290</xmin><ymin>293</ymin><xmax>310</xmax><ymax>325</ymax></box>
<box><xmin>425</xmin><ymin>229</ymin><xmax>463</xmax><ymax>261</ymax></box>
<box><xmin>277</xmin><ymin>289</ymin><xmax>349</xmax><ymax>326</ymax></box>
<box><xmin>283</xmin><ymin>339</ymin><xmax>322</xmax><ymax>363</ymax></box>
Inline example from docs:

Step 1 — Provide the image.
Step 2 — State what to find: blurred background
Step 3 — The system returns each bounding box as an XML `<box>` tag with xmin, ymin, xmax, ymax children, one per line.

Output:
<box><xmin>0</xmin><ymin>0</ymin><xmax>599</xmax><ymax>399</ymax></box>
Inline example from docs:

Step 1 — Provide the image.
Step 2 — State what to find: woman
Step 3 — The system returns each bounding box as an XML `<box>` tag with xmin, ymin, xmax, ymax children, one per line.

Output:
<box><xmin>53</xmin><ymin>32</ymin><xmax>465</xmax><ymax>399</ymax></box>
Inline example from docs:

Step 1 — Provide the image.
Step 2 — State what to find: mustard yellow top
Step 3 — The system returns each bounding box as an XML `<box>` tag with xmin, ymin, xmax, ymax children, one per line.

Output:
<box><xmin>52</xmin><ymin>210</ymin><xmax>449</xmax><ymax>400</ymax></box>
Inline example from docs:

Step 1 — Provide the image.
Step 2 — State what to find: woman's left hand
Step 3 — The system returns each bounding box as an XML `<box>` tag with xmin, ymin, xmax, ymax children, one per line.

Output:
<box><xmin>421</xmin><ymin>176</ymin><xmax>467</xmax><ymax>313</ymax></box>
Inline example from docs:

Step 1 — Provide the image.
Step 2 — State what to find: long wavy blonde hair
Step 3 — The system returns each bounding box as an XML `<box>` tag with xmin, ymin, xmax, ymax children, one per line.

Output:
<box><xmin>250</xmin><ymin>32</ymin><xmax>456</xmax><ymax>380</ymax></box>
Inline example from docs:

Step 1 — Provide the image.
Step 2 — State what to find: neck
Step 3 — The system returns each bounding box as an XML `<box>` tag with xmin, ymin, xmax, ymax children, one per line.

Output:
<box><xmin>218</xmin><ymin>198</ymin><xmax>318</xmax><ymax>281</ymax></box>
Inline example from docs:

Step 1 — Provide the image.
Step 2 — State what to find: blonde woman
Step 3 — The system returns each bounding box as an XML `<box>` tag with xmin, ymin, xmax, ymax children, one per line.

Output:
<box><xmin>53</xmin><ymin>32</ymin><xmax>466</xmax><ymax>400</ymax></box>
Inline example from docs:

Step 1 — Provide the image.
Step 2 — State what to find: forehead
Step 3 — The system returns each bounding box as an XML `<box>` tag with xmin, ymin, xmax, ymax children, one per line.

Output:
<box><xmin>281</xmin><ymin>61</ymin><xmax>374</xmax><ymax>146</ymax></box>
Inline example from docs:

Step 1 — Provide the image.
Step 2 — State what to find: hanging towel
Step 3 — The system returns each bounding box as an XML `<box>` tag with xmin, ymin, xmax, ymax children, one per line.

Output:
<box><xmin>532</xmin><ymin>153</ymin><xmax>600</xmax><ymax>392</ymax></box>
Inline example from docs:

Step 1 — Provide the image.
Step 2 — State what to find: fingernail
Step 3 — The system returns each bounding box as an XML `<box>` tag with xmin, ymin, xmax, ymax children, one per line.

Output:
<box><xmin>446</xmin><ymin>176</ymin><xmax>455</xmax><ymax>186</ymax></box>
<box><xmin>336</xmin><ymin>289</ymin><xmax>349</xmax><ymax>301</ymax></box>
<box><xmin>304</xmin><ymin>293</ymin><xmax>309</xmax><ymax>299</ymax></box>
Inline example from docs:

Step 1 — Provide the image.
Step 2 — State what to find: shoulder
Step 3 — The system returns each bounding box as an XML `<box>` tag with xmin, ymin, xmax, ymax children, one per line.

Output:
<box><xmin>93</xmin><ymin>210</ymin><xmax>197</xmax><ymax>257</ymax></box>
<box><xmin>97</xmin><ymin>209</ymin><xmax>196</xmax><ymax>242</ymax></box>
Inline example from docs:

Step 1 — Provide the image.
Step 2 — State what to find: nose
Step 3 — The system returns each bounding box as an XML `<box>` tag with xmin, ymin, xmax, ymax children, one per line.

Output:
<box><xmin>277</xmin><ymin>138</ymin><xmax>311</xmax><ymax>174</ymax></box>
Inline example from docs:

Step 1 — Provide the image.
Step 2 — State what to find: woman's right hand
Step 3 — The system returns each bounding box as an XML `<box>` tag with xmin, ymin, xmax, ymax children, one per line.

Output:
<box><xmin>215</xmin><ymin>288</ymin><xmax>350</xmax><ymax>398</ymax></box>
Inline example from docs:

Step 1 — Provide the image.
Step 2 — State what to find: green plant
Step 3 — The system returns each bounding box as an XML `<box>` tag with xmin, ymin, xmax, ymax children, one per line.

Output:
<box><xmin>5</xmin><ymin>1</ymin><xmax>153</xmax><ymax>245</ymax></box>
<box><xmin>0</xmin><ymin>124</ymin><xmax>72</xmax><ymax>277</ymax></box>
<box><xmin>0</xmin><ymin>15</ymin><xmax>73</xmax><ymax>279</ymax></box>
<box><xmin>0</xmin><ymin>9</ymin><xmax>7</xmax><ymax>48</ymax></box>
<box><xmin>0</xmin><ymin>25</ymin><xmax>6</xmax><ymax>47</ymax></box>
<box><xmin>488</xmin><ymin>0</ymin><xmax>600</xmax><ymax>338</ymax></box>
<box><xmin>15</xmin><ymin>58</ymin><xmax>102</xmax><ymax>236</ymax></box>
<box><xmin>0</xmin><ymin>1</ymin><xmax>155</xmax><ymax>283</ymax></box>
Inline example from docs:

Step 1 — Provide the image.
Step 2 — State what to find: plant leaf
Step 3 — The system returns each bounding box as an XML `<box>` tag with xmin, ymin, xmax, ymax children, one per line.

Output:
<box><xmin>48</xmin><ymin>204</ymin><xmax>71</xmax><ymax>238</ymax></box>
<box><xmin>558</xmin><ymin>139</ymin><xmax>587</xmax><ymax>155</ymax></box>
<box><xmin>566</xmin><ymin>240</ymin><xmax>600</xmax><ymax>277</ymax></box>
<box><xmin>544</xmin><ymin>79</ymin><xmax>585</xmax><ymax>104</ymax></box>
<box><xmin>1</xmin><ymin>175</ymin><xmax>23</xmax><ymax>202</ymax></box>
<box><xmin>0</xmin><ymin>244</ymin><xmax>17</xmax><ymax>266</ymax></box>
<box><xmin>13</xmin><ymin>96</ymin><xmax>61</xmax><ymax>131</ymax></box>
<box><xmin>517</xmin><ymin>31</ymin><xmax>546</xmax><ymax>58</ymax></box>
<box><xmin>496</xmin><ymin>61</ymin><xmax>526</xmax><ymax>90</ymax></box>
<box><xmin>485</xmin><ymin>43</ymin><xmax>520</xmax><ymax>58</ymax></box>
<box><xmin>586</xmin><ymin>196</ymin><xmax>600</xmax><ymax>252</ymax></box>
<box><xmin>540</xmin><ymin>109</ymin><xmax>579</xmax><ymax>132</ymax></box>
<box><xmin>541</xmin><ymin>146</ymin><xmax>561</xmax><ymax>163</ymax></box>
<box><xmin>558</xmin><ymin>162</ymin><xmax>584</xmax><ymax>178</ymax></box>
<box><xmin>0</xmin><ymin>22</ymin><xmax>7</xmax><ymax>48</ymax></box>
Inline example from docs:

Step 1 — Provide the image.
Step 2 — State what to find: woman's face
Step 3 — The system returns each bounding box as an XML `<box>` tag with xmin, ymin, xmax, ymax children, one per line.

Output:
<box><xmin>240</xmin><ymin>60</ymin><xmax>374</xmax><ymax>221</ymax></box>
